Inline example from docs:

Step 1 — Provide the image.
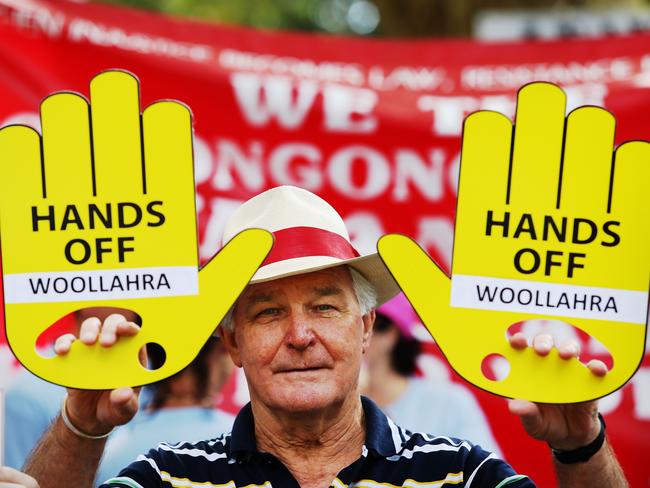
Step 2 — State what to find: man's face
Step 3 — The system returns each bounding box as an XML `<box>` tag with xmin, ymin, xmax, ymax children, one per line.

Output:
<box><xmin>222</xmin><ymin>266</ymin><xmax>374</xmax><ymax>414</ymax></box>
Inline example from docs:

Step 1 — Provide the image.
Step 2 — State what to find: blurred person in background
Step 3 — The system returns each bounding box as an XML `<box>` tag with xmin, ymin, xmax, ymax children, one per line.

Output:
<box><xmin>95</xmin><ymin>334</ymin><xmax>235</xmax><ymax>485</ymax></box>
<box><xmin>3</xmin><ymin>308</ymin><xmax>143</xmax><ymax>470</ymax></box>
<box><xmin>363</xmin><ymin>293</ymin><xmax>501</xmax><ymax>455</ymax></box>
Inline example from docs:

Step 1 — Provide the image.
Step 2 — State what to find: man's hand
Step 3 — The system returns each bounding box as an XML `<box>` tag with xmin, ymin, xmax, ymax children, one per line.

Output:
<box><xmin>506</xmin><ymin>333</ymin><xmax>629</xmax><ymax>487</ymax></box>
<box><xmin>21</xmin><ymin>313</ymin><xmax>146</xmax><ymax>488</ymax></box>
<box><xmin>507</xmin><ymin>332</ymin><xmax>605</xmax><ymax>450</ymax></box>
<box><xmin>54</xmin><ymin>313</ymin><xmax>144</xmax><ymax>435</ymax></box>
<box><xmin>0</xmin><ymin>467</ymin><xmax>39</xmax><ymax>488</ymax></box>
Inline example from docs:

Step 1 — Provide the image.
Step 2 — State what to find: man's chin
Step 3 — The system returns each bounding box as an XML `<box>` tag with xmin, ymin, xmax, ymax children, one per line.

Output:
<box><xmin>266</xmin><ymin>384</ymin><xmax>346</xmax><ymax>414</ymax></box>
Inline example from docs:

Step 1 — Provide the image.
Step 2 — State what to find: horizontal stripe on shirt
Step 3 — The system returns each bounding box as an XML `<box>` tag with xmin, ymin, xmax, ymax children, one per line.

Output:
<box><xmin>99</xmin><ymin>397</ymin><xmax>533</xmax><ymax>488</ymax></box>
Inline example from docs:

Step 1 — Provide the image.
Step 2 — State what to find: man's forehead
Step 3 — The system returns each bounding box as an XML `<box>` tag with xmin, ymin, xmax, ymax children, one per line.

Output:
<box><xmin>240</xmin><ymin>266</ymin><xmax>353</xmax><ymax>301</ymax></box>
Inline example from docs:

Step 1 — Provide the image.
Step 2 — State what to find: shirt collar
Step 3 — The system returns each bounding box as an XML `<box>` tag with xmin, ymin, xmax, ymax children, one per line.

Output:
<box><xmin>229</xmin><ymin>402</ymin><xmax>257</xmax><ymax>459</ymax></box>
<box><xmin>228</xmin><ymin>396</ymin><xmax>401</xmax><ymax>460</ymax></box>
<box><xmin>361</xmin><ymin>396</ymin><xmax>401</xmax><ymax>458</ymax></box>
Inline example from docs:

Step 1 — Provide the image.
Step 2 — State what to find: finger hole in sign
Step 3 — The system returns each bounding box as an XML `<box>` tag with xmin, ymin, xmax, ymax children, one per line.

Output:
<box><xmin>481</xmin><ymin>353</ymin><xmax>510</xmax><ymax>382</ymax></box>
<box><xmin>36</xmin><ymin>307</ymin><xmax>142</xmax><ymax>358</ymax></box>
<box><xmin>144</xmin><ymin>342</ymin><xmax>166</xmax><ymax>371</ymax></box>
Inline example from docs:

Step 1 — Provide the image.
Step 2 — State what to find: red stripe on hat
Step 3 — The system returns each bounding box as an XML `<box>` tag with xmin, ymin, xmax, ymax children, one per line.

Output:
<box><xmin>262</xmin><ymin>226</ymin><xmax>360</xmax><ymax>267</ymax></box>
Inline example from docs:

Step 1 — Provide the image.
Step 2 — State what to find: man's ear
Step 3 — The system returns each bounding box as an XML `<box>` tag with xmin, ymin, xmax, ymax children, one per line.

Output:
<box><xmin>361</xmin><ymin>309</ymin><xmax>375</xmax><ymax>354</ymax></box>
<box><xmin>218</xmin><ymin>325</ymin><xmax>243</xmax><ymax>368</ymax></box>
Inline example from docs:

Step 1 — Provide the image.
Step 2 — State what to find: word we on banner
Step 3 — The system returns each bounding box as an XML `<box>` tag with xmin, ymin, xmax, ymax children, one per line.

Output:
<box><xmin>0</xmin><ymin>1</ymin><xmax>648</xmax><ymax>485</ymax></box>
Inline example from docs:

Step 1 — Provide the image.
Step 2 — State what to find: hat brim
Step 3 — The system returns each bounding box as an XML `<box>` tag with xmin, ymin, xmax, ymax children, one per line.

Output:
<box><xmin>250</xmin><ymin>253</ymin><xmax>401</xmax><ymax>307</ymax></box>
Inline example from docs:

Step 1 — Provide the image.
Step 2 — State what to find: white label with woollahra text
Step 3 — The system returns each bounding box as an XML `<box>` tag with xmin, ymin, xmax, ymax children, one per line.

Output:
<box><xmin>4</xmin><ymin>266</ymin><xmax>199</xmax><ymax>303</ymax></box>
<box><xmin>450</xmin><ymin>274</ymin><xmax>648</xmax><ymax>324</ymax></box>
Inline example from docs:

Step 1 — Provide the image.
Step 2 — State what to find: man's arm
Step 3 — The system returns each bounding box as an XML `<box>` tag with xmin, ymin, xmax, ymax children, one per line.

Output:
<box><xmin>553</xmin><ymin>439</ymin><xmax>627</xmax><ymax>488</ymax></box>
<box><xmin>509</xmin><ymin>333</ymin><xmax>628</xmax><ymax>488</ymax></box>
<box><xmin>23</xmin><ymin>413</ymin><xmax>108</xmax><ymax>487</ymax></box>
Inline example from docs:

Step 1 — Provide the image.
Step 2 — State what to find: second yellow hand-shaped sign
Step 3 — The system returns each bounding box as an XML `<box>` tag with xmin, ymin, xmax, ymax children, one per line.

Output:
<box><xmin>379</xmin><ymin>82</ymin><xmax>649</xmax><ymax>403</ymax></box>
<box><xmin>0</xmin><ymin>70</ymin><xmax>272</xmax><ymax>389</ymax></box>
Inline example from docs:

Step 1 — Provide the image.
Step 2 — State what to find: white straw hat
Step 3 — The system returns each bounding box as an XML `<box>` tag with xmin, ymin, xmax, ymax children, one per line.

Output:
<box><xmin>222</xmin><ymin>186</ymin><xmax>400</xmax><ymax>306</ymax></box>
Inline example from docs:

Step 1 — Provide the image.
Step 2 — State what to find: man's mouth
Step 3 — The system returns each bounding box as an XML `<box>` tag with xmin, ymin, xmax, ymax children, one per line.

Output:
<box><xmin>277</xmin><ymin>366</ymin><xmax>326</xmax><ymax>373</ymax></box>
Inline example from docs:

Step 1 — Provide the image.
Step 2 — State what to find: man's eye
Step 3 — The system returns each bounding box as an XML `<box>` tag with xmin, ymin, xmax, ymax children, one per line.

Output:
<box><xmin>315</xmin><ymin>304</ymin><xmax>334</xmax><ymax>311</ymax></box>
<box><xmin>258</xmin><ymin>308</ymin><xmax>280</xmax><ymax>317</ymax></box>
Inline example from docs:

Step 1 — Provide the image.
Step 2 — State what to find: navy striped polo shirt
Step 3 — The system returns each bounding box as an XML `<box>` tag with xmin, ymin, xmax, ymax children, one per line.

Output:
<box><xmin>99</xmin><ymin>397</ymin><xmax>534</xmax><ymax>487</ymax></box>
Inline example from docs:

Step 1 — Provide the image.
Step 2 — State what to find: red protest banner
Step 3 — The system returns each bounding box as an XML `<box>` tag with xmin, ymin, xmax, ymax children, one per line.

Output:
<box><xmin>0</xmin><ymin>1</ymin><xmax>648</xmax><ymax>485</ymax></box>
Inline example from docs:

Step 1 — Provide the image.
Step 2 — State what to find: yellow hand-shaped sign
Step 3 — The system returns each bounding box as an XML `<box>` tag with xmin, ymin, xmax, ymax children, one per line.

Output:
<box><xmin>0</xmin><ymin>70</ymin><xmax>272</xmax><ymax>389</ymax></box>
<box><xmin>378</xmin><ymin>83</ymin><xmax>649</xmax><ymax>403</ymax></box>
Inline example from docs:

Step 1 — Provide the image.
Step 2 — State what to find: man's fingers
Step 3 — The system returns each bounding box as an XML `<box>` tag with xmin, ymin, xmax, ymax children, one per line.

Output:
<box><xmin>138</xmin><ymin>345</ymin><xmax>148</xmax><ymax>368</ymax></box>
<box><xmin>109</xmin><ymin>386</ymin><xmax>140</xmax><ymax>420</ymax></box>
<box><xmin>508</xmin><ymin>332</ymin><xmax>528</xmax><ymax>350</ymax></box>
<box><xmin>77</xmin><ymin>313</ymin><xmax>140</xmax><ymax>348</ymax></box>
<box><xmin>53</xmin><ymin>333</ymin><xmax>77</xmax><ymax>355</ymax></box>
<box><xmin>587</xmin><ymin>359</ymin><xmax>609</xmax><ymax>377</ymax></box>
<box><xmin>0</xmin><ymin>466</ymin><xmax>39</xmax><ymax>488</ymax></box>
<box><xmin>557</xmin><ymin>340</ymin><xmax>581</xmax><ymax>360</ymax></box>
<box><xmin>513</xmin><ymin>333</ymin><xmax>583</xmax><ymax>361</ymax></box>
<box><xmin>99</xmin><ymin>313</ymin><xmax>127</xmax><ymax>346</ymax></box>
<box><xmin>507</xmin><ymin>398</ymin><xmax>539</xmax><ymax>417</ymax></box>
<box><xmin>57</xmin><ymin>316</ymin><xmax>139</xmax><ymax>354</ymax></box>
<box><xmin>110</xmin><ymin>386</ymin><xmax>135</xmax><ymax>404</ymax></box>
<box><xmin>99</xmin><ymin>324</ymin><xmax>117</xmax><ymax>346</ymax></box>
<box><xmin>79</xmin><ymin>317</ymin><xmax>101</xmax><ymax>345</ymax></box>
<box><xmin>100</xmin><ymin>320</ymin><xmax>139</xmax><ymax>347</ymax></box>
<box><xmin>508</xmin><ymin>399</ymin><xmax>545</xmax><ymax>439</ymax></box>
<box><xmin>116</xmin><ymin>321</ymin><xmax>140</xmax><ymax>337</ymax></box>
<box><xmin>532</xmin><ymin>333</ymin><xmax>554</xmax><ymax>356</ymax></box>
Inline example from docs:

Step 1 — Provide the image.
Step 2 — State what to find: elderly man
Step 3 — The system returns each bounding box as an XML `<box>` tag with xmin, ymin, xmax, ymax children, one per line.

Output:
<box><xmin>15</xmin><ymin>186</ymin><xmax>626</xmax><ymax>487</ymax></box>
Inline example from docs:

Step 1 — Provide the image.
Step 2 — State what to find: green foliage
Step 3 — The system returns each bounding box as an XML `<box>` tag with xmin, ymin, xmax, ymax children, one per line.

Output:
<box><xmin>99</xmin><ymin>0</ymin><xmax>324</xmax><ymax>31</ymax></box>
<box><xmin>98</xmin><ymin>0</ymin><xmax>650</xmax><ymax>37</ymax></box>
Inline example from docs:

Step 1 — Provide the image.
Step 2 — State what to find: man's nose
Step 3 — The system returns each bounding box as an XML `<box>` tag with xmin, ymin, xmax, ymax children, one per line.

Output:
<box><xmin>284</xmin><ymin>311</ymin><xmax>316</xmax><ymax>350</ymax></box>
